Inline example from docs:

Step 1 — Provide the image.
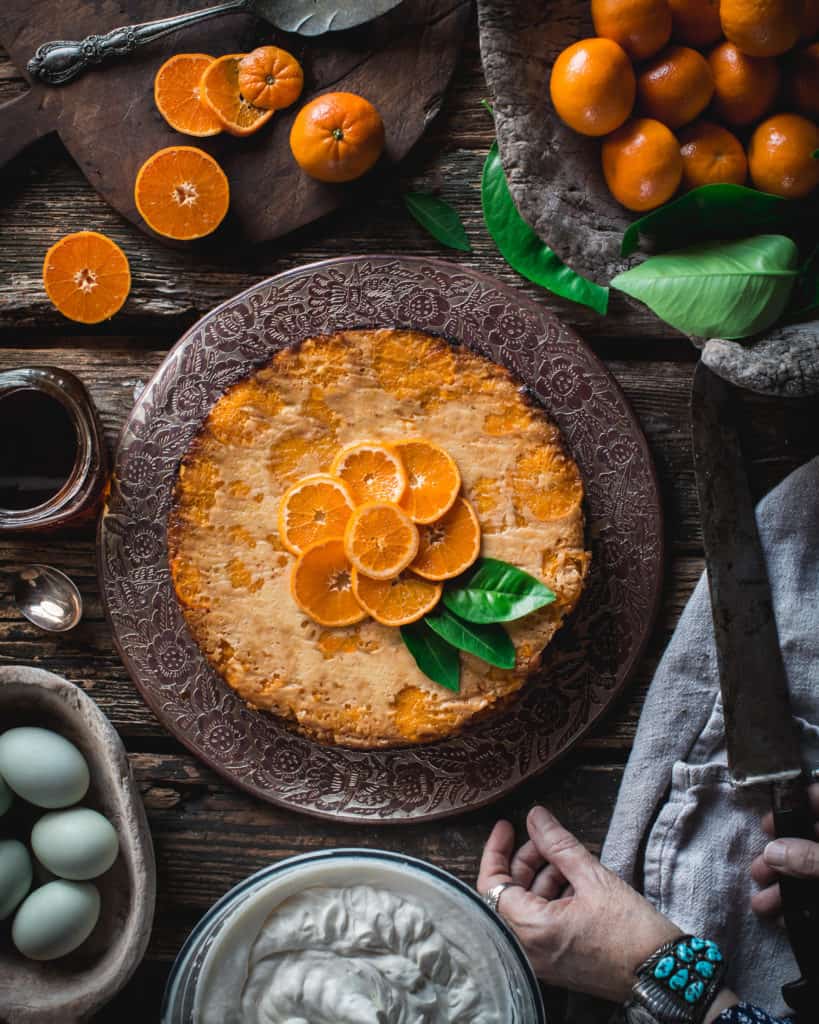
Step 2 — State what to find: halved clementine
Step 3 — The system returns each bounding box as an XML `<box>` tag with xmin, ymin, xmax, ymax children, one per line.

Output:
<box><xmin>344</xmin><ymin>502</ymin><xmax>419</xmax><ymax>580</ymax></box>
<box><xmin>134</xmin><ymin>146</ymin><xmax>230</xmax><ymax>240</ymax></box>
<box><xmin>394</xmin><ymin>439</ymin><xmax>461</xmax><ymax>524</ymax></box>
<box><xmin>278</xmin><ymin>474</ymin><xmax>355</xmax><ymax>555</ymax></box>
<box><xmin>411</xmin><ymin>496</ymin><xmax>481</xmax><ymax>581</ymax></box>
<box><xmin>154</xmin><ymin>53</ymin><xmax>222</xmax><ymax>137</ymax></box>
<box><xmin>200</xmin><ymin>54</ymin><xmax>274</xmax><ymax>137</ymax></box>
<box><xmin>291</xmin><ymin>539</ymin><xmax>367</xmax><ymax>627</ymax></box>
<box><xmin>42</xmin><ymin>231</ymin><xmax>130</xmax><ymax>324</ymax></box>
<box><xmin>330</xmin><ymin>440</ymin><xmax>407</xmax><ymax>505</ymax></box>
<box><xmin>238</xmin><ymin>46</ymin><xmax>304</xmax><ymax>111</ymax></box>
<box><xmin>351</xmin><ymin>568</ymin><xmax>442</xmax><ymax>626</ymax></box>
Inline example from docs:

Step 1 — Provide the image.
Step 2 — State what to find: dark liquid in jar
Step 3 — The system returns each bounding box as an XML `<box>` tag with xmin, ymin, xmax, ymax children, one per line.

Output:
<box><xmin>0</xmin><ymin>390</ymin><xmax>78</xmax><ymax>510</ymax></box>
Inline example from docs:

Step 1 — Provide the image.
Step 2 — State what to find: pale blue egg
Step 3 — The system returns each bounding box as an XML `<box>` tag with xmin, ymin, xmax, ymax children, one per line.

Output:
<box><xmin>0</xmin><ymin>772</ymin><xmax>11</xmax><ymax>816</ymax></box>
<box><xmin>0</xmin><ymin>727</ymin><xmax>89</xmax><ymax>808</ymax></box>
<box><xmin>12</xmin><ymin>880</ymin><xmax>100</xmax><ymax>960</ymax></box>
<box><xmin>32</xmin><ymin>808</ymin><xmax>119</xmax><ymax>880</ymax></box>
<box><xmin>0</xmin><ymin>839</ymin><xmax>33</xmax><ymax>920</ymax></box>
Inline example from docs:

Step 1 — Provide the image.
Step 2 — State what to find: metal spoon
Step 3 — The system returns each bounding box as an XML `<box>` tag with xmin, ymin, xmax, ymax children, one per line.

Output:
<box><xmin>13</xmin><ymin>564</ymin><xmax>83</xmax><ymax>632</ymax></box>
<box><xmin>27</xmin><ymin>0</ymin><xmax>404</xmax><ymax>86</ymax></box>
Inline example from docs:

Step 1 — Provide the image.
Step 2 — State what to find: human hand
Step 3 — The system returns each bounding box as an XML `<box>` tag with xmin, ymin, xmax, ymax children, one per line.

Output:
<box><xmin>751</xmin><ymin>782</ymin><xmax>819</xmax><ymax>918</ymax></box>
<box><xmin>477</xmin><ymin>805</ymin><xmax>683</xmax><ymax>1003</ymax></box>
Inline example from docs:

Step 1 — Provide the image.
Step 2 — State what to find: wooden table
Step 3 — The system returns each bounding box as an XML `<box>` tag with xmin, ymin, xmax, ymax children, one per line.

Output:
<box><xmin>1</xmin><ymin>21</ymin><xmax>817</xmax><ymax>1020</ymax></box>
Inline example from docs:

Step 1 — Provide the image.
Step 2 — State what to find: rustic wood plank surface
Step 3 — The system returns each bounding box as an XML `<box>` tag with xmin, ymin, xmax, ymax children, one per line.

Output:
<box><xmin>1</xmin><ymin>19</ymin><xmax>817</xmax><ymax>1020</ymax></box>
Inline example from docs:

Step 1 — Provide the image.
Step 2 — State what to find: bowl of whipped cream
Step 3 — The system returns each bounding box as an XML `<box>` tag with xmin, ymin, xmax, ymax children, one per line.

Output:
<box><xmin>161</xmin><ymin>847</ymin><xmax>546</xmax><ymax>1023</ymax></box>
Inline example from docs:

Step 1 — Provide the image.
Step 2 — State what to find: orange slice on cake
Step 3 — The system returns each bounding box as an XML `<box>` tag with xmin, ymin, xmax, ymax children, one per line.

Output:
<box><xmin>344</xmin><ymin>502</ymin><xmax>419</xmax><ymax>580</ymax></box>
<box><xmin>352</xmin><ymin>569</ymin><xmax>442</xmax><ymax>626</ymax></box>
<box><xmin>278</xmin><ymin>474</ymin><xmax>355</xmax><ymax>555</ymax></box>
<box><xmin>290</xmin><ymin>539</ymin><xmax>366</xmax><ymax>627</ymax></box>
<box><xmin>330</xmin><ymin>440</ymin><xmax>407</xmax><ymax>505</ymax></box>
<box><xmin>411</xmin><ymin>496</ymin><xmax>481</xmax><ymax>581</ymax></box>
<box><xmin>394</xmin><ymin>439</ymin><xmax>461</xmax><ymax>524</ymax></box>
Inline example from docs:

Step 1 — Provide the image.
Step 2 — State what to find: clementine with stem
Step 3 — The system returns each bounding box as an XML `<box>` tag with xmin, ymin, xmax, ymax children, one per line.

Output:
<box><xmin>290</xmin><ymin>92</ymin><xmax>385</xmax><ymax>182</ymax></box>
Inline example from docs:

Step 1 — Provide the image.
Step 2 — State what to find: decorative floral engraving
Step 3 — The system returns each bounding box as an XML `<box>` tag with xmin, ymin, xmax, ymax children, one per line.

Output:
<box><xmin>99</xmin><ymin>257</ymin><xmax>662</xmax><ymax>823</ymax></box>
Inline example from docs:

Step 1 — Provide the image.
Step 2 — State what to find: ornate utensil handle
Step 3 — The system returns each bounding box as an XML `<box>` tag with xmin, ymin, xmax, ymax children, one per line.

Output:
<box><xmin>27</xmin><ymin>0</ymin><xmax>247</xmax><ymax>86</ymax></box>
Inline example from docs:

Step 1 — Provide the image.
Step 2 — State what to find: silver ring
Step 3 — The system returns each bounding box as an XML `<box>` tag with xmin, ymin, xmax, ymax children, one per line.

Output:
<box><xmin>483</xmin><ymin>881</ymin><xmax>523</xmax><ymax>915</ymax></box>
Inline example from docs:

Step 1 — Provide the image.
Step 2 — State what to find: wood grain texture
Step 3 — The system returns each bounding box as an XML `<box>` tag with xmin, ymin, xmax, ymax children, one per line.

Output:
<box><xmin>0</xmin><ymin>0</ymin><xmax>469</xmax><ymax>243</ymax></box>
<box><xmin>1</xmin><ymin>20</ymin><xmax>818</xmax><ymax>1019</ymax></box>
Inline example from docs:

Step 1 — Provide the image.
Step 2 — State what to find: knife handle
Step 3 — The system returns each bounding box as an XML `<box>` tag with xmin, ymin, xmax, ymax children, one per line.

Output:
<box><xmin>772</xmin><ymin>779</ymin><xmax>819</xmax><ymax>1017</ymax></box>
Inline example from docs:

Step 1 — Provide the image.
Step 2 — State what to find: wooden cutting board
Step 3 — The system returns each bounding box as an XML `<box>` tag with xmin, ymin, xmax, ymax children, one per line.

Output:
<box><xmin>0</xmin><ymin>0</ymin><xmax>469</xmax><ymax>244</ymax></box>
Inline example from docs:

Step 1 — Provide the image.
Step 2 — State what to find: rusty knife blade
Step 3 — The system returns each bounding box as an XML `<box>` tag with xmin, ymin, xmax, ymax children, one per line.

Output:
<box><xmin>691</xmin><ymin>361</ymin><xmax>801</xmax><ymax>787</ymax></box>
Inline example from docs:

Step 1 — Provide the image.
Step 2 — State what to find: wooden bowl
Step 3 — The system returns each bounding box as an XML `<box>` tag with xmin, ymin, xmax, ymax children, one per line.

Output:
<box><xmin>0</xmin><ymin>667</ymin><xmax>155</xmax><ymax>1024</ymax></box>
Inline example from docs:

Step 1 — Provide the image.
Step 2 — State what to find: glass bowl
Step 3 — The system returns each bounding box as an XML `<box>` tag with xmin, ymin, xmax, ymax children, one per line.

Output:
<box><xmin>162</xmin><ymin>847</ymin><xmax>546</xmax><ymax>1023</ymax></box>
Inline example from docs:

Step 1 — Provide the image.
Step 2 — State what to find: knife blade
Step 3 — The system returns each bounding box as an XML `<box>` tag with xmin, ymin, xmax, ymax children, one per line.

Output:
<box><xmin>691</xmin><ymin>361</ymin><xmax>819</xmax><ymax>1017</ymax></box>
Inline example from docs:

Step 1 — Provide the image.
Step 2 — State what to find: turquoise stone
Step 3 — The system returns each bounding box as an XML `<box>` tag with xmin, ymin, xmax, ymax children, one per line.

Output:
<box><xmin>654</xmin><ymin>956</ymin><xmax>676</xmax><ymax>980</ymax></box>
<box><xmin>696</xmin><ymin>960</ymin><xmax>715</xmax><ymax>979</ymax></box>
<box><xmin>690</xmin><ymin>937</ymin><xmax>707</xmax><ymax>951</ymax></box>
<box><xmin>669</xmin><ymin>969</ymin><xmax>690</xmax><ymax>991</ymax></box>
<box><xmin>676</xmin><ymin>943</ymin><xmax>694</xmax><ymax>963</ymax></box>
<box><xmin>685</xmin><ymin>981</ymin><xmax>705</xmax><ymax>1003</ymax></box>
<box><xmin>705</xmin><ymin>946</ymin><xmax>723</xmax><ymax>962</ymax></box>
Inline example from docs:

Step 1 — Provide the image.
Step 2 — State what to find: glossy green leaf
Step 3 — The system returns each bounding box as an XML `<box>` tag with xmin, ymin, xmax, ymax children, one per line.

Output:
<box><xmin>424</xmin><ymin>607</ymin><xmax>515</xmax><ymax>669</ymax></box>
<box><xmin>443</xmin><ymin>557</ymin><xmax>556</xmax><ymax>624</ymax></box>
<box><xmin>481</xmin><ymin>142</ymin><xmax>609</xmax><ymax>315</ymax></box>
<box><xmin>611</xmin><ymin>235</ymin><xmax>799</xmax><ymax>340</ymax></box>
<box><xmin>403</xmin><ymin>192</ymin><xmax>472</xmax><ymax>252</ymax></box>
<box><xmin>621</xmin><ymin>184</ymin><xmax>802</xmax><ymax>258</ymax></box>
<box><xmin>400</xmin><ymin>620</ymin><xmax>460</xmax><ymax>692</ymax></box>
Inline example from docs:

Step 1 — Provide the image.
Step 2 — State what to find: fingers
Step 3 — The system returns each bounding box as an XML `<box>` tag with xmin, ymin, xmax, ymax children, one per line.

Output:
<box><xmin>751</xmin><ymin>882</ymin><xmax>782</xmax><ymax>917</ymax></box>
<box><xmin>750</xmin><ymin>852</ymin><xmax>779</xmax><ymax>888</ymax></box>
<box><xmin>527</xmin><ymin>805</ymin><xmax>598</xmax><ymax>887</ymax></box>
<box><xmin>510</xmin><ymin>838</ymin><xmax>546</xmax><ymax>887</ymax></box>
<box><xmin>530</xmin><ymin>862</ymin><xmax>569</xmax><ymax>900</ymax></box>
<box><xmin>763</xmin><ymin>838</ymin><xmax>819</xmax><ymax>879</ymax></box>
<box><xmin>477</xmin><ymin>820</ymin><xmax>515</xmax><ymax>893</ymax></box>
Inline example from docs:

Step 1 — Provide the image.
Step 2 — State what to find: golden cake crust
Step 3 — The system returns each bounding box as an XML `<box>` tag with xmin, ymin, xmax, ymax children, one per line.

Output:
<box><xmin>168</xmin><ymin>329</ymin><xmax>589</xmax><ymax>748</ymax></box>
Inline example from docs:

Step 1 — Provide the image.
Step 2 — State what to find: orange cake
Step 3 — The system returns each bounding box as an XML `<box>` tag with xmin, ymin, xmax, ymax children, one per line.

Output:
<box><xmin>168</xmin><ymin>329</ymin><xmax>590</xmax><ymax>748</ymax></box>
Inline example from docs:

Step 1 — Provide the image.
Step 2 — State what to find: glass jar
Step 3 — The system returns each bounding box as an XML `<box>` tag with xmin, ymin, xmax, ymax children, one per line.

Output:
<box><xmin>162</xmin><ymin>848</ymin><xmax>546</xmax><ymax>1023</ymax></box>
<box><xmin>0</xmin><ymin>366</ymin><xmax>108</xmax><ymax>532</ymax></box>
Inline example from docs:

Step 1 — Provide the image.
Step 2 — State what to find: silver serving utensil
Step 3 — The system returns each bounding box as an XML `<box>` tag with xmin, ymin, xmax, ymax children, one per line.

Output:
<box><xmin>13</xmin><ymin>564</ymin><xmax>83</xmax><ymax>632</ymax></box>
<box><xmin>27</xmin><ymin>0</ymin><xmax>404</xmax><ymax>86</ymax></box>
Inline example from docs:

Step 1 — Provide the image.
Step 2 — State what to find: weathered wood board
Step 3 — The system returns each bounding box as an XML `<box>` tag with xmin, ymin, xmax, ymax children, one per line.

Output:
<box><xmin>0</xmin><ymin>0</ymin><xmax>469</xmax><ymax>244</ymax></box>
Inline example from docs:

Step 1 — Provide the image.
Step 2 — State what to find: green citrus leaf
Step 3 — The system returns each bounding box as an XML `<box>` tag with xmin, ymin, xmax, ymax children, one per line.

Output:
<box><xmin>400</xmin><ymin>620</ymin><xmax>460</xmax><ymax>692</ymax></box>
<box><xmin>611</xmin><ymin>235</ymin><xmax>799</xmax><ymax>339</ymax></box>
<box><xmin>403</xmin><ymin>192</ymin><xmax>472</xmax><ymax>252</ymax></box>
<box><xmin>443</xmin><ymin>557</ymin><xmax>556</xmax><ymax>624</ymax></box>
<box><xmin>620</xmin><ymin>184</ymin><xmax>805</xmax><ymax>258</ymax></box>
<box><xmin>481</xmin><ymin>142</ymin><xmax>609</xmax><ymax>315</ymax></box>
<box><xmin>424</xmin><ymin>607</ymin><xmax>515</xmax><ymax>669</ymax></box>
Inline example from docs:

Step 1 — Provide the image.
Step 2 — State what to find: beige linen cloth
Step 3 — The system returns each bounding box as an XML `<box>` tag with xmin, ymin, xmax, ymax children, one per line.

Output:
<box><xmin>601</xmin><ymin>457</ymin><xmax>819</xmax><ymax>1018</ymax></box>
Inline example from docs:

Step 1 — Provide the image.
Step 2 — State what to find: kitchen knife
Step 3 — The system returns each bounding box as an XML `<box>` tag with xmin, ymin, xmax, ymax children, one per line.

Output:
<box><xmin>691</xmin><ymin>361</ymin><xmax>819</xmax><ymax>1018</ymax></box>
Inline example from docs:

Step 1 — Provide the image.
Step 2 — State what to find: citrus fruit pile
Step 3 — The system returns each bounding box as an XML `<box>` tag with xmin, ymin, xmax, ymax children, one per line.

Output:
<box><xmin>134</xmin><ymin>46</ymin><xmax>385</xmax><ymax>241</ymax></box>
<box><xmin>550</xmin><ymin>0</ymin><xmax>819</xmax><ymax>211</ymax></box>
<box><xmin>278</xmin><ymin>440</ymin><xmax>481</xmax><ymax>628</ymax></box>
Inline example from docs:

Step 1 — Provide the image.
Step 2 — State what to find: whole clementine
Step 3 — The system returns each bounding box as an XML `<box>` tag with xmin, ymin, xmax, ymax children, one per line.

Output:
<box><xmin>709</xmin><ymin>41</ymin><xmax>780</xmax><ymax>126</ymax></box>
<box><xmin>602</xmin><ymin>117</ymin><xmax>683</xmax><ymax>211</ymax></box>
<box><xmin>637</xmin><ymin>45</ymin><xmax>714</xmax><ymax>129</ymax></box>
<box><xmin>549</xmin><ymin>38</ymin><xmax>636</xmax><ymax>136</ymax></box>
<box><xmin>591</xmin><ymin>0</ymin><xmax>672</xmax><ymax>60</ymax></box>
<box><xmin>720</xmin><ymin>0</ymin><xmax>800</xmax><ymax>57</ymax></box>
<box><xmin>748</xmin><ymin>113</ymin><xmax>819</xmax><ymax>197</ymax></box>
<box><xmin>788</xmin><ymin>42</ymin><xmax>819</xmax><ymax>119</ymax></box>
<box><xmin>290</xmin><ymin>92</ymin><xmax>385</xmax><ymax>183</ymax></box>
<box><xmin>667</xmin><ymin>0</ymin><xmax>722</xmax><ymax>47</ymax></box>
<box><xmin>238</xmin><ymin>46</ymin><xmax>303</xmax><ymax>111</ymax></box>
<box><xmin>679</xmin><ymin>120</ymin><xmax>748</xmax><ymax>189</ymax></box>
